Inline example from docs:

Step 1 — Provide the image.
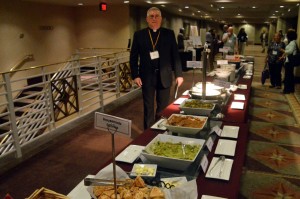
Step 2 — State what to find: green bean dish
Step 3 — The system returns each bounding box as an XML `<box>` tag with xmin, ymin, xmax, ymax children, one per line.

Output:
<box><xmin>149</xmin><ymin>141</ymin><xmax>200</xmax><ymax>160</ymax></box>
<box><xmin>183</xmin><ymin>100</ymin><xmax>214</xmax><ymax>109</ymax></box>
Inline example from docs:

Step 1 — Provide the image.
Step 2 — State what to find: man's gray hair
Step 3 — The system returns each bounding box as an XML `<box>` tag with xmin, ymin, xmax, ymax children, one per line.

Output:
<box><xmin>147</xmin><ymin>7</ymin><xmax>161</xmax><ymax>17</ymax></box>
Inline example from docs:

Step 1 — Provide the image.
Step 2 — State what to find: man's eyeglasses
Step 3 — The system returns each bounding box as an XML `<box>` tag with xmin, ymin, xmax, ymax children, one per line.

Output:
<box><xmin>148</xmin><ymin>15</ymin><xmax>161</xmax><ymax>19</ymax></box>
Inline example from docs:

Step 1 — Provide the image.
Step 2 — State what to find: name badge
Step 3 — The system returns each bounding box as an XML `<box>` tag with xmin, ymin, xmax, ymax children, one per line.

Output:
<box><xmin>150</xmin><ymin>51</ymin><xmax>159</xmax><ymax>60</ymax></box>
<box><xmin>272</xmin><ymin>50</ymin><xmax>278</xmax><ymax>55</ymax></box>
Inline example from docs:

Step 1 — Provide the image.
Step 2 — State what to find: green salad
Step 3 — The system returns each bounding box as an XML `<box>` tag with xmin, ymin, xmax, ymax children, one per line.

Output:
<box><xmin>183</xmin><ymin>100</ymin><xmax>214</xmax><ymax>109</ymax></box>
<box><xmin>149</xmin><ymin>141</ymin><xmax>200</xmax><ymax>160</ymax></box>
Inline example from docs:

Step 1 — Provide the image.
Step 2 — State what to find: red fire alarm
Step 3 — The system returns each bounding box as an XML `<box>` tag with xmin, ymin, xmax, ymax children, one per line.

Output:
<box><xmin>99</xmin><ymin>3</ymin><xmax>107</xmax><ymax>11</ymax></box>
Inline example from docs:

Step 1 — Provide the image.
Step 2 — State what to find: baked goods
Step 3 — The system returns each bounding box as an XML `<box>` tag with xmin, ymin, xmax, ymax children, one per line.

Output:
<box><xmin>149</xmin><ymin>187</ymin><xmax>164</xmax><ymax>199</ymax></box>
<box><xmin>167</xmin><ymin>115</ymin><xmax>206</xmax><ymax>128</ymax></box>
<box><xmin>93</xmin><ymin>176</ymin><xmax>164</xmax><ymax>199</ymax></box>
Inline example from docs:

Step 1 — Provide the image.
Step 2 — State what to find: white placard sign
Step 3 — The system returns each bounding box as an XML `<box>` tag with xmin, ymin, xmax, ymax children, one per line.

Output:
<box><xmin>213</xmin><ymin>79</ymin><xmax>231</xmax><ymax>88</ymax></box>
<box><xmin>209</xmin><ymin>125</ymin><xmax>222</xmax><ymax>136</ymax></box>
<box><xmin>187</xmin><ymin>61</ymin><xmax>203</xmax><ymax>68</ymax></box>
<box><xmin>200</xmin><ymin>154</ymin><xmax>209</xmax><ymax>173</ymax></box>
<box><xmin>217</xmin><ymin>60</ymin><xmax>228</xmax><ymax>65</ymax></box>
<box><xmin>225</xmin><ymin>55</ymin><xmax>235</xmax><ymax>60</ymax></box>
<box><xmin>206</xmin><ymin>136</ymin><xmax>214</xmax><ymax>152</ymax></box>
<box><xmin>94</xmin><ymin>112</ymin><xmax>131</xmax><ymax>136</ymax></box>
<box><xmin>219</xmin><ymin>48</ymin><xmax>229</xmax><ymax>53</ymax></box>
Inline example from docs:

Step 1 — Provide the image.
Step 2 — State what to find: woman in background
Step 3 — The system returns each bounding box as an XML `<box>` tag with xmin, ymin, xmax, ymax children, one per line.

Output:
<box><xmin>280</xmin><ymin>29</ymin><xmax>298</xmax><ymax>94</ymax></box>
<box><xmin>237</xmin><ymin>28</ymin><xmax>248</xmax><ymax>55</ymax></box>
<box><xmin>266</xmin><ymin>32</ymin><xmax>285</xmax><ymax>89</ymax></box>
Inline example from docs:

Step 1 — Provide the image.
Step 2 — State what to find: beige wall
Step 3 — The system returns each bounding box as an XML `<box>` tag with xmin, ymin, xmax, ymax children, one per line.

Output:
<box><xmin>0</xmin><ymin>0</ymin><xmax>77</xmax><ymax>72</ymax></box>
<box><xmin>0</xmin><ymin>1</ymin><xmax>130</xmax><ymax>73</ymax></box>
<box><xmin>75</xmin><ymin>5</ymin><xmax>130</xmax><ymax>49</ymax></box>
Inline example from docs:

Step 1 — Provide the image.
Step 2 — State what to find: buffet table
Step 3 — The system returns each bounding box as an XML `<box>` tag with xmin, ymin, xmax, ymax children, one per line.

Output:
<box><xmin>68</xmin><ymin>64</ymin><xmax>253</xmax><ymax>199</ymax></box>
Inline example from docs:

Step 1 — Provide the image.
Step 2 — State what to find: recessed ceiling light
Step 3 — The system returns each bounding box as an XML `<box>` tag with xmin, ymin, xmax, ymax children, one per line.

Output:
<box><xmin>124</xmin><ymin>1</ymin><xmax>129</xmax><ymax>3</ymax></box>
<box><xmin>78</xmin><ymin>3</ymin><xmax>83</xmax><ymax>6</ymax></box>
<box><xmin>275</xmin><ymin>10</ymin><xmax>278</xmax><ymax>12</ymax></box>
<box><xmin>178</xmin><ymin>9</ymin><xmax>182</xmax><ymax>12</ymax></box>
<box><xmin>192</xmin><ymin>13</ymin><xmax>195</xmax><ymax>16</ymax></box>
<box><xmin>237</xmin><ymin>13</ymin><xmax>240</xmax><ymax>15</ymax></box>
<box><xmin>185</xmin><ymin>6</ymin><xmax>189</xmax><ymax>9</ymax></box>
<box><xmin>280</xmin><ymin>6</ymin><xmax>284</xmax><ymax>8</ymax></box>
<box><xmin>252</xmin><ymin>6</ymin><xmax>256</xmax><ymax>9</ymax></box>
<box><xmin>146</xmin><ymin>1</ymin><xmax>152</xmax><ymax>4</ymax></box>
<box><xmin>288</xmin><ymin>9</ymin><xmax>291</xmax><ymax>12</ymax></box>
<box><xmin>221</xmin><ymin>7</ymin><xmax>224</xmax><ymax>9</ymax></box>
<box><xmin>197</xmin><ymin>10</ymin><xmax>201</xmax><ymax>13</ymax></box>
<box><xmin>210</xmin><ymin>4</ymin><xmax>214</xmax><ymax>7</ymax></box>
<box><xmin>161</xmin><ymin>5</ymin><xmax>165</xmax><ymax>7</ymax></box>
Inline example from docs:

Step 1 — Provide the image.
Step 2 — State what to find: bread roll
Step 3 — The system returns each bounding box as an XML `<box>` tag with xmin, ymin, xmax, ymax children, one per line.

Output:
<box><xmin>134</xmin><ymin>176</ymin><xmax>146</xmax><ymax>188</ymax></box>
<box><xmin>149</xmin><ymin>187</ymin><xmax>164</xmax><ymax>199</ymax></box>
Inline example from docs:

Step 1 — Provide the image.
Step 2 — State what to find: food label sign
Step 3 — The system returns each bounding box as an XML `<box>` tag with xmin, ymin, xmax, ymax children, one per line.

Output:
<box><xmin>187</xmin><ymin>61</ymin><xmax>203</xmax><ymax>68</ymax></box>
<box><xmin>94</xmin><ymin>112</ymin><xmax>131</xmax><ymax>137</ymax></box>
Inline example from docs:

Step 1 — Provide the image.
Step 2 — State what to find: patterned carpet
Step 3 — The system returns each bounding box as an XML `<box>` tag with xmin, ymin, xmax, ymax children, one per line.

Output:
<box><xmin>238</xmin><ymin>45</ymin><xmax>300</xmax><ymax>199</ymax></box>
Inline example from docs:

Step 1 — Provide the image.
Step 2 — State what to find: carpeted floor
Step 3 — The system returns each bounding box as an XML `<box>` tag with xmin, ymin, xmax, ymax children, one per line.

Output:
<box><xmin>239</xmin><ymin>46</ymin><xmax>300</xmax><ymax>199</ymax></box>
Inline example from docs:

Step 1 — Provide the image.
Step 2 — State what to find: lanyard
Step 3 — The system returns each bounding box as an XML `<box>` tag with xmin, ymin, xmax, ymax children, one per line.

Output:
<box><xmin>148</xmin><ymin>29</ymin><xmax>160</xmax><ymax>51</ymax></box>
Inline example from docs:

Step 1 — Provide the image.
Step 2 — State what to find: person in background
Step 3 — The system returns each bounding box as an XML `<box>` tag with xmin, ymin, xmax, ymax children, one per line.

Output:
<box><xmin>266</xmin><ymin>32</ymin><xmax>285</xmax><ymax>89</ymax></box>
<box><xmin>223</xmin><ymin>24</ymin><xmax>229</xmax><ymax>34</ymax></box>
<box><xmin>260</xmin><ymin>30</ymin><xmax>268</xmax><ymax>53</ymax></box>
<box><xmin>206</xmin><ymin>29</ymin><xmax>217</xmax><ymax>71</ymax></box>
<box><xmin>237</xmin><ymin>28</ymin><xmax>248</xmax><ymax>55</ymax></box>
<box><xmin>130</xmin><ymin>7</ymin><xmax>184</xmax><ymax>129</ymax></box>
<box><xmin>280</xmin><ymin>29</ymin><xmax>298</xmax><ymax>94</ymax></box>
<box><xmin>222</xmin><ymin>26</ymin><xmax>238</xmax><ymax>55</ymax></box>
<box><xmin>177</xmin><ymin>28</ymin><xmax>185</xmax><ymax>50</ymax></box>
<box><xmin>278</xmin><ymin>30</ymin><xmax>284</xmax><ymax>41</ymax></box>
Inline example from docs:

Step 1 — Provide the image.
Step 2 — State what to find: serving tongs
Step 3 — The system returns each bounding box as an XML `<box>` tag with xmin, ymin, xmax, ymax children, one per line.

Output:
<box><xmin>209</xmin><ymin>156</ymin><xmax>225</xmax><ymax>177</ymax></box>
<box><xmin>84</xmin><ymin>177</ymin><xmax>132</xmax><ymax>186</ymax></box>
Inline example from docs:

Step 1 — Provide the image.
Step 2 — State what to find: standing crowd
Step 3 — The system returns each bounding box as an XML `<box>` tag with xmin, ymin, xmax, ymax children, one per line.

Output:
<box><xmin>266</xmin><ymin>28</ymin><xmax>298</xmax><ymax>94</ymax></box>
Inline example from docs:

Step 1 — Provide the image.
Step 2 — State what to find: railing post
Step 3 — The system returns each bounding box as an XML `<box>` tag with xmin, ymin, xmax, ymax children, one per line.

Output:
<box><xmin>3</xmin><ymin>73</ymin><xmax>22</xmax><ymax>158</ymax></box>
<box><xmin>115</xmin><ymin>53</ymin><xmax>121</xmax><ymax>98</ymax></box>
<box><xmin>96</xmin><ymin>56</ymin><xmax>104</xmax><ymax>111</ymax></box>
<box><xmin>42</xmin><ymin>67</ymin><xmax>56</xmax><ymax>131</ymax></box>
<box><xmin>73</xmin><ymin>59</ymin><xmax>83</xmax><ymax>115</ymax></box>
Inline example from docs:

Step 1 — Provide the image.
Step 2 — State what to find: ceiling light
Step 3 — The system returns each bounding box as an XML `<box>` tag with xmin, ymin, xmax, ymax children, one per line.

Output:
<box><xmin>192</xmin><ymin>13</ymin><xmax>195</xmax><ymax>16</ymax></box>
<box><xmin>146</xmin><ymin>1</ymin><xmax>152</xmax><ymax>4</ymax></box>
<box><xmin>220</xmin><ymin>7</ymin><xmax>224</xmax><ymax>9</ymax></box>
<box><xmin>78</xmin><ymin>3</ymin><xmax>83</xmax><ymax>6</ymax></box>
<box><xmin>280</xmin><ymin>6</ymin><xmax>284</xmax><ymax>8</ymax></box>
<box><xmin>178</xmin><ymin>9</ymin><xmax>182</xmax><ymax>12</ymax></box>
<box><xmin>237</xmin><ymin>13</ymin><xmax>240</xmax><ymax>15</ymax></box>
<box><xmin>161</xmin><ymin>5</ymin><xmax>165</xmax><ymax>7</ymax></box>
<box><xmin>288</xmin><ymin>9</ymin><xmax>291</xmax><ymax>12</ymax></box>
<box><xmin>275</xmin><ymin>10</ymin><xmax>278</xmax><ymax>12</ymax></box>
<box><xmin>185</xmin><ymin>6</ymin><xmax>189</xmax><ymax>9</ymax></box>
<box><xmin>252</xmin><ymin>6</ymin><xmax>256</xmax><ymax>9</ymax></box>
<box><xmin>124</xmin><ymin>1</ymin><xmax>129</xmax><ymax>3</ymax></box>
<box><xmin>210</xmin><ymin>4</ymin><xmax>214</xmax><ymax>7</ymax></box>
<box><xmin>197</xmin><ymin>10</ymin><xmax>201</xmax><ymax>13</ymax></box>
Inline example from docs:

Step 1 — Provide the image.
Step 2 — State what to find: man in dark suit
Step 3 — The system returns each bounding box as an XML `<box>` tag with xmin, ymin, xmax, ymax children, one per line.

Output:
<box><xmin>130</xmin><ymin>7</ymin><xmax>184</xmax><ymax>129</ymax></box>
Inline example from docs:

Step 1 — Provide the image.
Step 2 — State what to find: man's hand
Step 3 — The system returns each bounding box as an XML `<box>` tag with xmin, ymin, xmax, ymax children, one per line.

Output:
<box><xmin>133</xmin><ymin>77</ymin><xmax>142</xmax><ymax>87</ymax></box>
<box><xmin>176</xmin><ymin>77</ymin><xmax>184</xmax><ymax>87</ymax></box>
